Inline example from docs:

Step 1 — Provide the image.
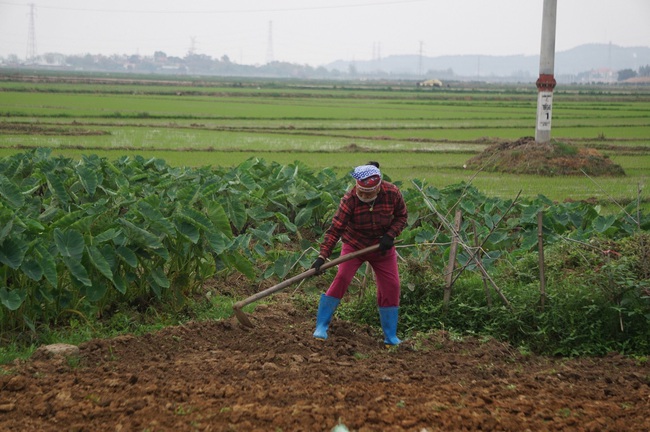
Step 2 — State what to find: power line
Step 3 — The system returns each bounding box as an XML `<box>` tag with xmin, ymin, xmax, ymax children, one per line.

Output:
<box><xmin>0</xmin><ymin>0</ymin><xmax>430</xmax><ymax>15</ymax></box>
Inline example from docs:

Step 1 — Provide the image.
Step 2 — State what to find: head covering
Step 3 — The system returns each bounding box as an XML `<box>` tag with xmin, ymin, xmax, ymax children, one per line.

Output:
<box><xmin>352</xmin><ymin>164</ymin><xmax>382</xmax><ymax>192</ymax></box>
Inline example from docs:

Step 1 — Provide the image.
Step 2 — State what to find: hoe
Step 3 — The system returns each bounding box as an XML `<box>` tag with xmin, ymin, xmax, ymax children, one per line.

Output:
<box><xmin>232</xmin><ymin>243</ymin><xmax>382</xmax><ymax>327</ymax></box>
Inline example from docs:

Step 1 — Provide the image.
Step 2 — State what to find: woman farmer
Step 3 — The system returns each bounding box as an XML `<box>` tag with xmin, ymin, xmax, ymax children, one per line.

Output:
<box><xmin>311</xmin><ymin>162</ymin><xmax>408</xmax><ymax>346</ymax></box>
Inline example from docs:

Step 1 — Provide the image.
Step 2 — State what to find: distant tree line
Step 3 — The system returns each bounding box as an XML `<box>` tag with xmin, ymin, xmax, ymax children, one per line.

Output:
<box><xmin>3</xmin><ymin>50</ymin><xmax>649</xmax><ymax>83</ymax></box>
<box><xmin>618</xmin><ymin>64</ymin><xmax>650</xmax><ymax>81</ymax></box>
<box><xmin>1</xmin><ymin>51</ymin><xmax>348</xmax><ymax>79</ymax></box>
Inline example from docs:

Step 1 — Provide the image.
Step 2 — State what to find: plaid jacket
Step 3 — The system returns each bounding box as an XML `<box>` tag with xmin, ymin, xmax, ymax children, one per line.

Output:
<box><xmin>319</xmin><ymin>181</ymin><xmax>408</xmax><ymax>259</ymax></box>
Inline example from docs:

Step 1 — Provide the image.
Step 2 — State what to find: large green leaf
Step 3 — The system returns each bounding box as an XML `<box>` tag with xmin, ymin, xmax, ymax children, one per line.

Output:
<box><xmin>151</xmin><ymin>266</ymin><xmax>170</xmax><ymax>289</ymax></box>
<box><xmin>273</xmin><ymin>255</ymin><xmax>292</xmax><ymax>279</ymax></box>
<box><xmin>116</xmin><ymin>245</ymin><xmax>139</xmax><ymax>268</ymax></box>
<box><xmin>198</xmin><ymin>255</ymin><xmax>216</xmax><ymax>279</ymax></box>
<box><xmin>238</xmin><ymin>172</ymin><xmax>258</xmax><ymax>191</ymax></box>
<box><xmin>460</xmin><ymin>199</ymin><xmax>476</xmax><ymax>215</ymax></box>
<box><xmin>98</xmin><ymin>244</ymin><xmax>117</xmax><ymax>269</ymax></box>
<box><xmin>112</xmin><ymin>273</ymin><xmax>127</xmax><ymax>294</ymax></box>
<box><xmin>205</xmin><ymin>231</ymin><xmax>228</xmax><ymax>254</ymax></box>
<box><xmin>137</xmin><ymin>201</ymin><xmax>175</xmax><ymax>236</ymax></box>
<box><xmin>0</xmin><ymin>237</ymin><xmax>28</xmax><ymax>269</ymax></box>
<box><xmin>54</xmin><ymin>228</ymin><xmax>85</xmax><ymax>260</ymax></box>
<box><xmin>77</xmin><ymin>165</ymin><xmax>99</xmax><ymax>197</ymax></box>
<box><xmin>180</xmin><ymin>207</ymin><xmax>214</xmax><ymax>232</ymax></box>
<box><xmin>62</xmin><ymin>255</ymin><xmax>92</xmax><ymax>287</ymax></box>
<box><xmin>198</xmin><ymin>180</ymin><xmax>221</xmax><ymax>199</ymax></box>
<box><xmin>0</xmin><ymin>217</ymin><xmax>12</xmax><ymax>243</ymax></box>
<box><xmin>45</xmin><ymin>172</ymin><xmax>70</xmax><ymax>205</ymax></box>
<box><xmin>0</xmin><ymin>174</ymin><xmax>25</xmax><ymax>208</ymax></box>
<box><xmin>520</xmin><ymin>229</ymin><xmax>539</xmax><ymax>251</ymax></box>
<box><xmin>247</xmin><ymin>205</ymin><xmax>275</xmax><ymax>222</ymax></box>
<box><xmin>88</xmin><ymin>245</ymin><xmax>114</xmax><ymax>282</ymax></box>
<box><xmin>206</xmin><ymin>202</ymin><xmax>232</xmax><ymax>237</ymax></box>
<box><xmin>520</xmin><ymin>204</ymin><xmax>544</xmax><ymax>224</ymax></box>
<box><xmin>20</xmin><ymin>256</ymin><xmax>43</xmax><ymax>281</ymax></box>
<box><xmin>148</xmin><ymin>277</ymin><xmax>162</xmax><ymax>299</ymax></box>
<box><xmin>94</xmin><ymin>228</ymin><xmax>120</xmax><ymax>243</ymax></box>
<box><xmin>592</xmin><ymin>215</ymin><xmax>616</xmax><ymax>234</ymax></box>
<box><xmin>69</xmin><ymin>215</ymin><xmax>96</xmax><ymax>233</ymax></box>
<box><xmin>274</xmin><ymin>212</ymin><xmax>297</xmax><ymax>234</ymax></box>
<box><xmin>118</xmin><ymin>219</ymin><xmax>165</xmax><ymax>249</ymax></box>
<box><xmin>236</xmin><ymin>157</ymin><xmax>260</xmax><ymax>173</ymax></box>
<box><xmin>225</xmin><ymin>251</ymin><xmax>256</xmax><ymax>280</ymax></box>
<box><xmin>176</xmin><ymin>183</ymin><xmax>201</xmax><ymax>204</ymax></box>
<box><xmin>51</xmin><ymin>210</ymin><xmax>85</xmax><ymax>230</ymax></box>
<box><xmin>248</xmin><ymin>227</ymin><xmax>273</xmax><ymax>246</ymax></box>
<box><xmin>23</xmin><ymin>218</ymin><xmax>45</xmax><ymax>234</ymax></box>
<box><xmin>85</xmin><ymin>282</ymin><xmax>108</xmax><ymax>302</ymax></box>
<box><xmin>0</xmin><ymin>287</ymin><xmax>27</xmax><ymax>311</ymax></box>
<box><xmin>485</xmin><ymin>231</ymin><xmax>509</xmax><ymax>248</ymax></box>
<box><xmin>225</xmin><ymin>196</ymin><xmax>247</xmax><ymax>232</ymax></box>
<box><xmin>294</xmin><ymin>207</ymin><xmax>313</xmax><ymax>227</ymax></box>
<box><xmin>175</xmin><ymin>220</ymin><xmax>200</xmax><ymax>244</ymax></box>
<box><xmin>37</xmin><ymin>285</ymin><xmax>55</xmax><ymax>303</ymax></box>
<box><xmin>150</xmin><ymin>247</ymin><xmax>170</xmax><ymax>261</ymax></box>
<box><xmin>38</xmin><ymin>204</ymin><xmax>64</xmax><ymax>224</ymax></box>
<box><xmin>34</xmin><ymin>243</ymin><xmax>58</xmax><ymax>287</ymax></box>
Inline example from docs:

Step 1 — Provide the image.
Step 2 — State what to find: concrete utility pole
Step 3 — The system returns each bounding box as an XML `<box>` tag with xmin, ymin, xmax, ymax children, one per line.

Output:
<box><xmin>535</xmin><ymin>0</ymin><xmax>557</xmax><ymax>144</ymax></box>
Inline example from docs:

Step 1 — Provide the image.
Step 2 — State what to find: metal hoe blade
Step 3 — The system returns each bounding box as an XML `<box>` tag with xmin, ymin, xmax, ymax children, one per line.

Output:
<box><xmin>232</xmin><ymin>305</ymin><xmax>255</xmax><ymax>328</ymax></box>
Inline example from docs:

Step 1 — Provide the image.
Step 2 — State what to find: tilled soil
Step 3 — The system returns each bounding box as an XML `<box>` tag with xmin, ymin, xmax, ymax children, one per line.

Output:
<box><xmin>1</xmin><ymin>296</ymin><xmax>649</xmax><ymax>431</ymax></box>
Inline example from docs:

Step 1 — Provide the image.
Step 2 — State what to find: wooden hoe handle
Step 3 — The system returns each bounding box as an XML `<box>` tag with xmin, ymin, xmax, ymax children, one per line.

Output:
<box><xmin>233</xmin><ymin>243</ymin><xmax>381</xmax><ymax>311</ymax></box>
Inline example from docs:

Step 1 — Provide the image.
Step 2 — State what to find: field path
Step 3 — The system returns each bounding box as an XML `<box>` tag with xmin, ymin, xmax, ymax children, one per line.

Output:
<box><xmin>1</xmin><ymin>296</ymin><xmax>649</xmax><ymax>431</ymax></box>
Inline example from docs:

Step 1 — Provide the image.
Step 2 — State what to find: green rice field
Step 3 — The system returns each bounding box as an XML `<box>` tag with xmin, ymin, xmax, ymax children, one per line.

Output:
<box><xmin>0</xmin><ymin>73</ymin><xmax>648</xmax><ymax>204</ymax></box>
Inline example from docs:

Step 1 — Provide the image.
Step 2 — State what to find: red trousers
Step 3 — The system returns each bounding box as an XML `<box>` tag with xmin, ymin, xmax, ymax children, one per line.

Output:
<box><xmin>325</xmin><ymin>242</ymin><xmax>401</xmax><ymax>307</ymax></box>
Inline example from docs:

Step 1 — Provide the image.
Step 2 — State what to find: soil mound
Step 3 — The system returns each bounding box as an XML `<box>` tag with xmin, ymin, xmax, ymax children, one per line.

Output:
<box><xmin>1</xmin><ymin>294</ymin><xmax>648</xmax><ymax>431</ymax></box>
<box><xmin>466</xmin><ymin>137</ymin><xmax>626</xmax><ymax>176</ymax></box>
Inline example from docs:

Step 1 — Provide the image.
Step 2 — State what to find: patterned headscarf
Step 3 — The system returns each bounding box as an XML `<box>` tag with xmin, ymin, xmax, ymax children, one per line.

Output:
<box><xmin>351</xmin><ymin>164</ymin><xmax>382</xmax><ymax>192</ymax></box>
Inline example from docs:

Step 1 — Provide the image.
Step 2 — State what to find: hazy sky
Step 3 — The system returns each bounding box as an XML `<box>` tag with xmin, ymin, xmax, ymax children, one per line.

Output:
<box><xmin>1</xmin><ymin>0</ymin><xmax>649</xmax><ymax>66</ymax></box>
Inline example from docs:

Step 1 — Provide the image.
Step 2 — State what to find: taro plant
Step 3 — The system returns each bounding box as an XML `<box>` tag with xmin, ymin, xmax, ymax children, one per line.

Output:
<box><xmin>0</xmin><ymin>149</ymin><xmax>247</xmax><ymax>333</ymax></box>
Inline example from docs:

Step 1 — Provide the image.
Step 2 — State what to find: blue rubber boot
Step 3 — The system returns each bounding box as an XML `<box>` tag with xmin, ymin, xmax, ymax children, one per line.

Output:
<box><xmin>379</xmin><ymin>306</ymin><xmax>402</xmax><ymax>346</ymax></box>
<box><xmin>313</xmin><ymin>294</ymin><xmax>341</xmax><ymax>340</ymax></box>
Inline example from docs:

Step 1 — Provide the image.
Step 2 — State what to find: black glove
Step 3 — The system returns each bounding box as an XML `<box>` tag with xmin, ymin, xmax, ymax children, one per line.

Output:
<box><xmin>311</xmin><ymin>257</ymin><xmax>325</xmax><ymax>274</ymax></box>
<box><xmin>379</xmin><ymin>234</ymin><xmax>394</xmax><ymax>252</ymax></box>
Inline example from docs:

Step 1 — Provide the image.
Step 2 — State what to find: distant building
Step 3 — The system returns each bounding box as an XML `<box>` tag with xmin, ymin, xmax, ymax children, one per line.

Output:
<box><xmin>584</xmin><ymin>68</ymin><xmax>616</xmax><ymax>84</ymax></box>
<box><xmin>418</xmin><ymin>79</ymin><xmax>443</xmax><ymax>88</ymax></box>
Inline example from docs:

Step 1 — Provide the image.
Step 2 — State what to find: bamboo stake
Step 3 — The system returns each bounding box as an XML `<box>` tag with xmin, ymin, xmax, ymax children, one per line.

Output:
<box><xmin>443</xmin><ymin>210</ymin><xmax>462</xmax><ymax>308</ymax></box>
<box><xmin>412</xmin><ymin>181</ymin><xmax>513</xmax><ymax>310</ymax></box>
<box><xmin>447</xmin><ymin>190</ymin><xmax>522</xmax><ymax>288</ymax></box>
<box><xmin>473</xmin><ymin>221</ymin><xmax>492</xmax><ymax>308</ymax></box>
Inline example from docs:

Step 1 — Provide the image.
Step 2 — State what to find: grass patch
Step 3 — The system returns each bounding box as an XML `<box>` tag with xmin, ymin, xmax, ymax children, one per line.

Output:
<box><xmin>0</xmin><ymin>294</ymin><xmax>236</xmax><ymax>365</ymax></box>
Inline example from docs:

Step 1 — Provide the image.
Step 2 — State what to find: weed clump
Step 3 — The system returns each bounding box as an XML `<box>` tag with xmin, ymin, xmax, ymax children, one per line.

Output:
<box><xmin>466</xmin><ymin>137</ymin><xmax>626</xmax><ymax>176</ymax></box>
